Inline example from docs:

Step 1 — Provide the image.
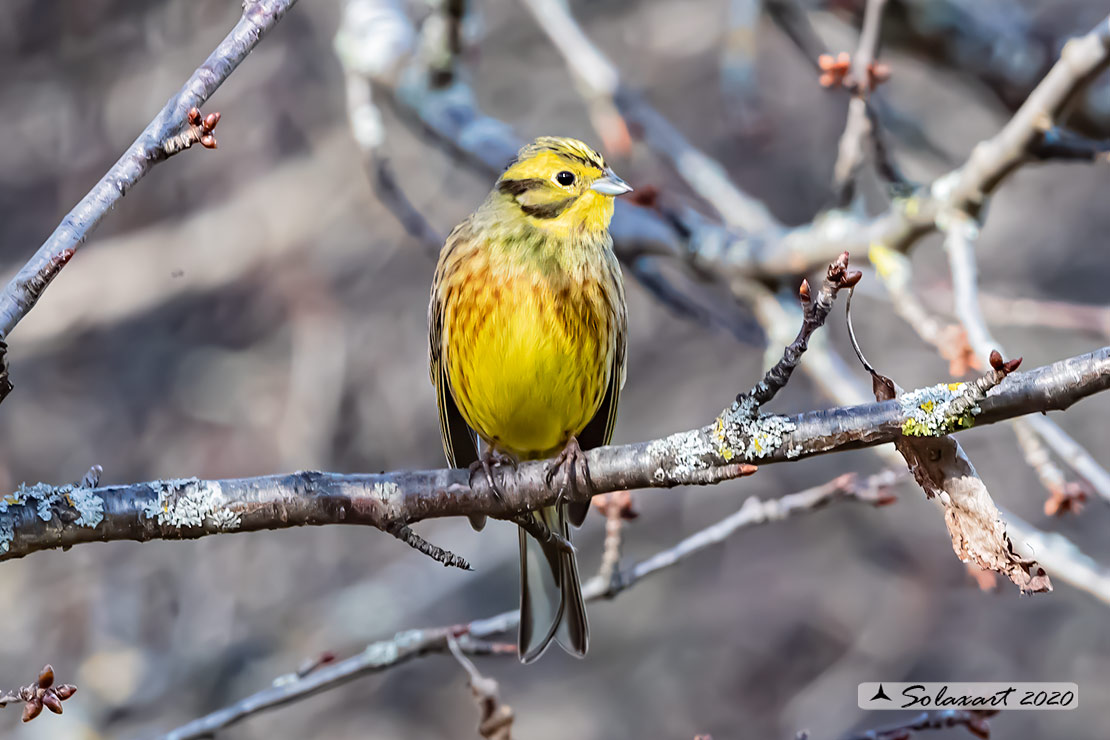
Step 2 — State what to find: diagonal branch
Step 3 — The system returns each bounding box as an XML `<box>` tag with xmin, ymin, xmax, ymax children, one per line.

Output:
<box><xmin>742</xmin><ymin>252</ymin><xmax>861</xmax><ymax>408</ymax></box>
<box><xmin>2</xmin><ymin>347</ymin><xmax>1107</xmax><ymax>563</ymax></box>
<box><xmin>0</xmin><ymin>0</ymin><xmax>301</xmax><ymax>342</ymax></box>
<box><xmin>517</xmin><ymin>0</ymin><xmax>778</xmax><ymax>233</ymax></box>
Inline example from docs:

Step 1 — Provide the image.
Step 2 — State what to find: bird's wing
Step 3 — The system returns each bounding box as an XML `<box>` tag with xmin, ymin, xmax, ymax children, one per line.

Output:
<box><xmin>430</xmin><ymin>224</ymin><xmax>485</xmax><ymax>530</ymax></box>
<box><xmin>567</xmin><ymin>260</ymin><xmax>627</xmax><ymax>527</ymax></box>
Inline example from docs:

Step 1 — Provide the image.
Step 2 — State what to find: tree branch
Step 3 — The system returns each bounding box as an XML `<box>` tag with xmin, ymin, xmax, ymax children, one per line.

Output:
<box><xmin>0</xmin><ymin>0</ymin><xmax>300</xmax><ymax>342</ymax></box>
<box><xmin>2</xmin><ymin>347</ymin><xmax>1106</xmax><ymax>562</ymax></box>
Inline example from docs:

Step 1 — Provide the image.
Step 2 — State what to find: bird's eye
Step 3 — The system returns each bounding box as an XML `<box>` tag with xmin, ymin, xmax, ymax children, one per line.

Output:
<box><xmin>555</xmin><ymin>170</ymin><xmax>575</xmax><ymax>186</ymax></box>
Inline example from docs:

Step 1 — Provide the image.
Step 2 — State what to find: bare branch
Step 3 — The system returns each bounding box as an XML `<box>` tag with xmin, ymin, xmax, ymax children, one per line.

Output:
<box><xmin>0</xmin><ymin>0</ymin><xmax>301</xmax><ymax>342</ymax></box>
<box><xmin>2</xmin><ymin>346</ymin><xmax>1106</xmax><ymax>562</ymax></box>
<box><xmin>446</xmin><ymin>637</ymin><xmax>514</xmax><ymax>740</ymax></box>
<box><xmin>742</xmin><ymin>252</ymin><xmax>862</xmax><ymax>408</ymax></box>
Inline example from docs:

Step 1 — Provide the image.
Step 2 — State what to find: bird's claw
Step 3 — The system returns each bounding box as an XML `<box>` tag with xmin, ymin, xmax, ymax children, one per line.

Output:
<box><xmin>468</xmin><ymin>449</ymin><xmax>518</xmax><ymax>501</ymax></box>
<box><xmin>545</xmin><ymin>436</ymin><xmax>594</xmax><ymax>506</ymax></box>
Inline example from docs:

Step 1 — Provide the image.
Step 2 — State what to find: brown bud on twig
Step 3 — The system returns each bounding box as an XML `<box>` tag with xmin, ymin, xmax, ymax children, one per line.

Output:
<box><xmin>41</xmin><ymin>692</ymin><xmax>63</xmax><ymax>715</ymax></box>
<box><xmin>988</xmin><ymin>349</ymin><xmax>1023</xmax><ymax>375</ymax></box>
<box><xmin>4</xmin><ymin>665</ymin><xmax>77</xmax><ymax>723</ymax></box>
<box><xmin>798</xmin><ymin>279</ymin><xmax>811</xmax><ymax>304</ymax></box>
<box><xmin>817</xmin><ymin>53</ymin><xmax>891</xmax><ymax>90</ymax></box>
<box><xmin>22</xmin><ymin>700</ymin><xmax>42</xmax><ymax>723</ymax></box>
<box><xmin>818</xmin><ymin>52</ymin><xmax>851</xmax><ymax>88</ymax></box>
<box><xmin>163</xmin><ymin>106</ymin><xmax>222</xmax><ymax>155</ymax></box>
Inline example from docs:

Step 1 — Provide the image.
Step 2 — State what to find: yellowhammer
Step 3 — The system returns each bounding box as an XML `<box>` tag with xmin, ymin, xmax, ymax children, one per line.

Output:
<box><xmin>429</xmin><ymin>136</ymin><xmax>631</xmax><ymax>662</ymax></box>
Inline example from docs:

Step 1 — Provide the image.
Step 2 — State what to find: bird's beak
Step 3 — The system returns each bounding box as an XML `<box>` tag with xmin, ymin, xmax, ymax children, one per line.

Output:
<box><xmin>590</xmin><ymin>168</ymin><xmax>633</xmax><ymax>196</ymax></box>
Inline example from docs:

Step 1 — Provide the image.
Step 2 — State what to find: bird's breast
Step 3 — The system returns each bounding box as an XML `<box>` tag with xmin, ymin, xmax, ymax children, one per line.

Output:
<box><xmin>445</xmin><ymin>253</ymin><xmax>616</xmax><ymax>458</ymax></box>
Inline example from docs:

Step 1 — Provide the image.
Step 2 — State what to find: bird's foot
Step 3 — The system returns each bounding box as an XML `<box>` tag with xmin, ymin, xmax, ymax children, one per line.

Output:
<box><xmin>468</xmin><ymin>449</ymin><xmax>518</xmax><ymax>500</ymax></box>
<box><xmin>545</xmin><ymin>436</ymin><xmax>594</xmax><ymax>505</ymax></box>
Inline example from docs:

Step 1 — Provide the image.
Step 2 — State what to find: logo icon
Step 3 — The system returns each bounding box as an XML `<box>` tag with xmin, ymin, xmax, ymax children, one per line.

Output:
<box><xmin>869</xmin><ymin>684</ymin><xmax>892</xmax><ymax>702</ymax></box>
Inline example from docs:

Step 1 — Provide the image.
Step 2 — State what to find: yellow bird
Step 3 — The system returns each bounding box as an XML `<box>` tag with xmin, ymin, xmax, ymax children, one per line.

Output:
<box><xmin>429</xmin><ymin>136</ymin><xmax>631</xmax><ymax>662</ymax></box>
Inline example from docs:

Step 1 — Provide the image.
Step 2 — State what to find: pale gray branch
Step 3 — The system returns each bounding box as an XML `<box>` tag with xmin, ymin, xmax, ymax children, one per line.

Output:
<box><xmin>2</xmin><ymin>347</ymin><xmax>1107</xmax><ymax>562</ymax></box>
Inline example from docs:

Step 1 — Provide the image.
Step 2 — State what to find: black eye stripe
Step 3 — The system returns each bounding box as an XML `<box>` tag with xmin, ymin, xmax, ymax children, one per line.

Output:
<box><xmin>497</xmin><ymin>178</ymin><xmax>547</xmax><ymax>196</ymax></box>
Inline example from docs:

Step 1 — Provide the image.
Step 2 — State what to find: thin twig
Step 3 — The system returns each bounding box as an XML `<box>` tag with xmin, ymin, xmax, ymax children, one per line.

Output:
<box><xmin>446</xmin><ymin>636</ymin><xmax>514</xmax><ymax>740</ymax></box>
<box><xmin>0</xmin><ymin>0</ymin><xmax>301</xmax><ymax>341</ymax></box>
<box><xmin>742</xmin><ymin>252</ymin><xmax>862</xmax><ymax>408</ymax></box>
<box><xmin>385</xmin><ymin>521</ymin><xmax>472</xmax><ymax>570</ymax></box>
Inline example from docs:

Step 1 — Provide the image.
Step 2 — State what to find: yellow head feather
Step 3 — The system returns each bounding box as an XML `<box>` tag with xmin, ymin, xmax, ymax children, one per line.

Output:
<box><xmin>492</xmin><ymin>137</ymin><xmax>628</xmax><ymax>238</ymax></box>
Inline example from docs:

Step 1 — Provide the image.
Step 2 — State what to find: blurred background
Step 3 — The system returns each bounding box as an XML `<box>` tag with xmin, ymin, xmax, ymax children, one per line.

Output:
<box><xmin>2</xmin><ymin>0</ymin><xmax>1110</xmax><ymax>738</ymax></box>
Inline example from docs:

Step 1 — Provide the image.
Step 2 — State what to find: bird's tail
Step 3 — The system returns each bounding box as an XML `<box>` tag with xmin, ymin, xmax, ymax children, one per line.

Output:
<box><xmin>517</xmin><ymin>503</ymin><xmax>589</xmax><ymax>663</ymax></box>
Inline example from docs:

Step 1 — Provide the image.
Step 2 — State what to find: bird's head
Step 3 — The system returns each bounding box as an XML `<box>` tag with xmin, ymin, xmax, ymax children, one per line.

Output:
<box><xmin>494</xmin><ymin>136</ymin><xmax>632</xmax><ymax>237</ymax></box>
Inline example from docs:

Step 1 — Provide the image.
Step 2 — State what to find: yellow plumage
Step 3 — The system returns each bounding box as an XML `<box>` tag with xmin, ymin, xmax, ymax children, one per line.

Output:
<box><xmin>429</xmin><ymin>136</ymin><xmax>630</xmax><ymax>662</ymax></box>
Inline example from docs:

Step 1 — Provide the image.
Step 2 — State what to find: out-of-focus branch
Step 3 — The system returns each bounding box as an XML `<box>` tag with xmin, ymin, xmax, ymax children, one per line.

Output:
<box><xmin>943</xmin><ymin>17</ymin><xmax>1110</xmax><ymax>213</ymax></box>
<box><xmin>446</xmin><ymin>637</ymin><xmax>514</xmax><ymax>740</ymax></box>
<box><xmin>842</xmin><ymin>708</ymin><xmax>997</xmax><ymax>740</ymax></box>
<box><xmin>942</xmin><ymin>214</ymin><xmax>1110</xmax><ymax>504</ymax></box>
<box><xmin>152</xmin><ymin>473</ymin><xmax>900</xmax><ymax>739</ymax></box>
<box><xmin>867</xmin><ymin>244</ymin><xmax>978</xmax><ymax>375</ymax></box>
<box><xmin>518</xmin><ymin>0</ymin><xmax>778</xmax><ymax>233</ymax></box>
<box><xmin>720</xmin><ymin>0</ymin><xmax>765</xmax><ymax>128</ymax></box>
<box><xmin>918</xmin><ymin>285</ymin><xmax>1110</xmax><ymax>340</ymax></box>
<box><xmin>0</xmin><ymin>0</ymin><xmax>300</xmax><ymax>342</ymax></box>
<box><xmin>1014</xmin><ymin>422</ymin><xmax>1089</xmax><ymax>517</ymax></box>
<box><xmin>831</xmin><ymin>0</ymin><xmax>889</xmax><ymax>204</ymax></box>
<box><xmin>3</xmin><ymin>347</ymin><xmax>1107</xmax><ymax>562</ymax></box>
